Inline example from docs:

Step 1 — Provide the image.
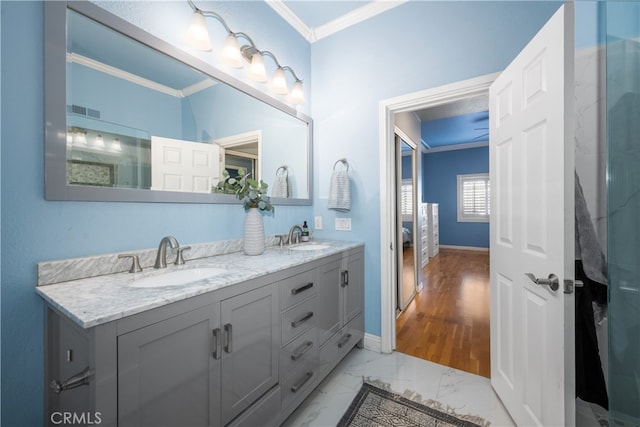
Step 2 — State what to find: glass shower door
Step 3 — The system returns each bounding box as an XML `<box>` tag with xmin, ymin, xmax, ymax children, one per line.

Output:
<box><xmin>607</xmin><ymin>3</ymin><xmax>640</xmax><ymax>425</ymax></box>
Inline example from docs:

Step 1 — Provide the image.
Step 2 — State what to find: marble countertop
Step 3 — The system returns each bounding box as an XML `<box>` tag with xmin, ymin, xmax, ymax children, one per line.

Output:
<box><xmin>36</xmin><ymin>240</ymin><xmax>363</xmax><ymax>329</ymax></box>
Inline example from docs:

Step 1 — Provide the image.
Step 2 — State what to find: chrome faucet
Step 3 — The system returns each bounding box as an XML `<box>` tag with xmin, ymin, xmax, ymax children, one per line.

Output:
<box><xmin>154</xmin><ymin>236</ymin><xmax>179</xmax><ymax>269</ymax></box>
<box><xmin>288</xmin><ymin>225</ymin><xmax>303</xmax><ymax>245</ymax></box>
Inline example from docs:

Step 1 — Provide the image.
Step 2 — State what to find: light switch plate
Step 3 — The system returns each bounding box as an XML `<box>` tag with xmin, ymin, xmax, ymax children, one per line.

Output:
<box><xmin>314</xmin><ymin>216</ymin><xmax>323</xmax><ymax>230</ymax></box>
<box><xmin>335</xmin><ymin>218</ymin><xmax>352</xmax><ymax>231</ymax></box>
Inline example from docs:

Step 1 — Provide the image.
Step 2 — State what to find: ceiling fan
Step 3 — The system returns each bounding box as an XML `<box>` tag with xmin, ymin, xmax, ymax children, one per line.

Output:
<box><xmin>473</xmin><ymin>126</ymin><xmax>489</xmax><ymax>141</ymax></box>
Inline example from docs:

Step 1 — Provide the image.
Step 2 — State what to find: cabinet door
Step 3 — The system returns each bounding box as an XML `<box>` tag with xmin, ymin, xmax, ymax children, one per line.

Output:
<box><xmin>316</xmin><ymin>259</ymin><xmax>342</xmax><ymax>345</ymax></box>
<box><xmin>118</xmin><ymin>305</ymin><xmax>219</xmax><ymax>427</ymax></box>
<box><xmin>220</xmin><ymin>283</ymin><xmax>279</xmax><ymax>426</ymax></box>
<box><xmin>343</xmin><ymin>250</ymin><xmax>364</xmax><ymax>325</ymax></box>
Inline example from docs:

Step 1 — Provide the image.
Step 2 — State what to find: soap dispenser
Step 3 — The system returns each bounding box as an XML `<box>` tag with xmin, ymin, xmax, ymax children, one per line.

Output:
<box><xmin>301</xmin><ymin>221</ymin><xmax>310</xmax><ymax>242</ymax></box>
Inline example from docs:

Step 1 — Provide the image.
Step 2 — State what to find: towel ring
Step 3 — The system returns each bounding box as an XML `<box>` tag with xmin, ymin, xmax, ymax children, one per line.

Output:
<box><xmin>333</xmin><ymin>158</ymin><xmax>349</xmax><ymax>171</ymax></box>
<box><xmin>276</xmin><ymin>165</ymin><xmax>288</xmax><ymax>176</ymax></box>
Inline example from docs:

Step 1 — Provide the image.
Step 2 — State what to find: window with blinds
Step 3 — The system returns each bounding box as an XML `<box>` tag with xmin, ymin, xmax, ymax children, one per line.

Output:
<box><xmin>457</xmin><ymin>173</ymin><xmax>490</xmax><ymax>222</ymax></box>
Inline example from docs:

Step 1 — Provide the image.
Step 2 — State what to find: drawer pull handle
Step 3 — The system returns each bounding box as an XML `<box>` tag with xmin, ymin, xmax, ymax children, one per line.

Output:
<box><xmin>212</xmin><ymin>328</ymin><xmax>222</xmax><ymax>360</ymax></box>
<box><xmin>291</xmin><ymin>340</ymin><xmax>314</xmax><ymax>361</ymax></box>
<box><xmin>291</xmin><ymin>371</ymin><xmax>313</xmax><ymax>393</ymax></box>
<box><xmin>341</xmin><ymin>270</ymin><xmax>349</xmax><ymax>287</ymax></box>
<box><xmin>337</xmin><ymin>333</ymin><xmax>352</xmax><ymax>348</ymax></box>
<box><xmin>291</xmin><ymin>282</ymin><xmax>314</xmax><ymax>295</ymax></box>
<box><xmin>224</xmin><ymin>323</ymin><xmax>233</xmax><ymax>353</ymax></box>
<box><xmin>291</xmin><ymin>312</ymin><xmax>314</xmax><ymax>328</ymax></box>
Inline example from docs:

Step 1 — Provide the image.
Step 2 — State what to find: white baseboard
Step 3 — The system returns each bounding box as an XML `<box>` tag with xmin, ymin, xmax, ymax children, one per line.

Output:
<box><xmin>439</xmin><ymin>245</ymin><xmax>489</xmax><ymax>252</ymax></box>
<box><xmin>363</xmin><ymin>333</ymin><xmax>382</xmax><ymax>353</ymax></box>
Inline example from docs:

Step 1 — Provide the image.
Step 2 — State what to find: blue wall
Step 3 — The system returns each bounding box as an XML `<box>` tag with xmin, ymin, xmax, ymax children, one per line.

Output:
<box><xmin>69</xmin><ymin>64</ymin><xmax>183</xmax><ymax>139</ymax></box>
<box><xmin>423</xmin><ymin>147</ymin><xmax>489</xmax><ymax>248</ymax></box>
<box><xmin>310</xmin><ymin>1</ymin><xmax>562</xmax><ymax>338</ymax></box>
<box><xmin>1</xmin><ymin>2</ymin><xmax>310</xmax><ymax>425</ymax></box>
<box><xmin>1</xmin><ymin>1</ymin><xmax>599</xmax><ymax>425</ymax></box>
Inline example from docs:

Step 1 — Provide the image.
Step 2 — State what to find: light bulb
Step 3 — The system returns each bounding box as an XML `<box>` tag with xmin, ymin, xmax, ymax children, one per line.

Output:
<box><xmin>111</xmin><ymin>138</ymin><xmax>122</xmax><ymax>152</ymax></box>
<box><xmin>186</xmin><ymin>11</ymin><xmax>212</xmax><ymax>51</ymax></box>
<box><xmin>289</xmin><ymin>80</ymin><xmax>304</xmax><ymax>105</ymax></box>
<box><xmin>93</xmin><ymin>134</ymin><xmax>105</xmax><ymax>149</ymax></box>
<box><xmin>222</xmin><ymin>33</ymin><xmax>243</xmax><ymax>68</ymax></box>
<box><xmin>247</xmin><ymin>52</ymin><xmax>267</xmax><ymax>82</ymax></box>
<box><xmin>74</xmin><ymin>131</ymin><xmax>87</xmax><ymax>146</ymax></box>
<box><xmin>270</xmin><ymin>67</ymin><xmax>288</xmax><ymax>95</ymax></box>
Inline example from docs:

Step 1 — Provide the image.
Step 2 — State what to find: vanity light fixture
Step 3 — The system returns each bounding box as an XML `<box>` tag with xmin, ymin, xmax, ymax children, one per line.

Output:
<box><xmin>186</xmin><ymin>0</ymin><xmax>304</xmax><ymax>105</ymax></box>
<box><xmin>92</xmin><ymin>133</ymin><xmax>105</xmax><ymax>149</ymax></box>
<box><xmin>110</xmin><ymin>138</ymin><xmax>122</xmax><ymax>152</ymax></box>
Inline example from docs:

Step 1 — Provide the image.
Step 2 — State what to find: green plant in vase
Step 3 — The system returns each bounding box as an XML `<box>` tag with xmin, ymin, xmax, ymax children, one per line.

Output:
<box><xmin>213</xmin><ymin>168</ymin><xmax>273</xmax><ymax>212</ymax></box>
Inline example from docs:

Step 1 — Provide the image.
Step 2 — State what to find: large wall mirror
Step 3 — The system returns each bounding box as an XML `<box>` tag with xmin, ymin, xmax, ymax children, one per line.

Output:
<box><xmin>44</xmin><ymin>1</ymin><xmax>312</xmax><ymax>204</ymax></box>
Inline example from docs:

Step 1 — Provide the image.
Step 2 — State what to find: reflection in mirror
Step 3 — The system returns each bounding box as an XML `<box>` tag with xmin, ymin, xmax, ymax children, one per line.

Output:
<box><xmin>45</xmin><ymin>2</ymin><xmax>312</xmax><ymax>204</ymax></box>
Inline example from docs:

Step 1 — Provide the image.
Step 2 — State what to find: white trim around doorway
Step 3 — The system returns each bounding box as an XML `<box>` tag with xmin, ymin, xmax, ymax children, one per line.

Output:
<box><xmin>378</xmin><ymin>72</ymin><xmax>499</xmax><ymax>354</ymax></box>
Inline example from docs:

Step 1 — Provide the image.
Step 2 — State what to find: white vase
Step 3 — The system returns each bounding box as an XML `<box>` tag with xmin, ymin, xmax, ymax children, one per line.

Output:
<box><xmin>243</xmin><ymin>208</ymin><xmax>265</xmax><ymax>256</ymax></box>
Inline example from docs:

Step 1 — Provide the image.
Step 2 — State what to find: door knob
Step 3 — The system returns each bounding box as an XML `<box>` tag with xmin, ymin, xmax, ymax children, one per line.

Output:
<box><xmin>524</xmin><ymin>273</ymin><xmax>559</xmax><ymax>292</ymax></box>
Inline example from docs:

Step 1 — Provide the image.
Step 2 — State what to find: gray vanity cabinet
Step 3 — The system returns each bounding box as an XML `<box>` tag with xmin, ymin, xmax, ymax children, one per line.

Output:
<box><xmin>118</xmin><ymin>304</ymin><xmax>219</xmax><ymax>427</ymax></box>
<box><xmin>343</xmin><ymin>249</ymin><xmax>364</xmax><ymax>325</ymax></box>
<box><xmin>219</xmin><ymin>283</ymin><xmax>279</xmax><ymax>426</ymax></box>
<box><xmin>316</xmin><ymin>259</ymin><xmax>342</xmax><ymax>345</ymax></box>
<box><xmin>44</xmin><ymin>244</ymin><xmax>364</xmax><ymax>427</ymax></box>
<box><xmin>317</xmin><ymin>248</ymin><xmax>365</xmax><ymax>379</ymax></box>
<box><xmin>117</xmin><ymin>282</ymin><xmax>279</xmax><ymax>427</ymax></box>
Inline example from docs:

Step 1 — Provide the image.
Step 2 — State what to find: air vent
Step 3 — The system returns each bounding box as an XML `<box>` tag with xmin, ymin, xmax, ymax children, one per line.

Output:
<box><xmin>69</xmin><ymin>104</ymin><xmax>86</xmax><ymax>115</ymax></box>
<box><xmin>67</xmin><ymin>104</ymin><xmax>101</xmax><ymax>119</ymax></box>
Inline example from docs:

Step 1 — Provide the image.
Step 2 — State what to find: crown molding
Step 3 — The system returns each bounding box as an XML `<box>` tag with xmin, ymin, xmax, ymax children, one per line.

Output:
<box><xmin>424</xmin><ymin>140</ymin><xmax>489</xmax><ymax>154</ymax></box>
<box><xmin>67</xmin><ymin>52</ymin><xmax>216</xmax><ymax>99</ymax></box>
<box><xmin>265</xmin><ymin>0</ymin><xmax>315</xmax><ymax>41</ymax></box>
<box><xmin>265</xmin><ymin>0</ymin><xmax>408</xmax><ymax>43</ymax></box>
<box><xmin>314</xmin><ymin>1</ymin><xmax>408</xmax><ymax>42</ymax></box>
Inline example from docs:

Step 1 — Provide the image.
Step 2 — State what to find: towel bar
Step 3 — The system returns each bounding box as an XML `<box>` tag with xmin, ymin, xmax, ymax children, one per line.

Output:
<box><xmin>333</xmin><ymin>158</ymin><xmax>349</xmax><ymax>171</ymax></box>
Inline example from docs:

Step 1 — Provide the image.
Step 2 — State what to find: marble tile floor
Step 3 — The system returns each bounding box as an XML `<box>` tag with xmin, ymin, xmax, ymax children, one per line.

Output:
<box><xmin>282</xmin><ymin>348</ymin><xmax>515</xmax><ymax>427</ymax></box>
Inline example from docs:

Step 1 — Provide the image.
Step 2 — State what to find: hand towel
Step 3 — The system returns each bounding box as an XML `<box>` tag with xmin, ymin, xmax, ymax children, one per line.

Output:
<box><xmin>271</xmin><ymin>174</ymin><xmax>289</xmax><ymax>198</ymax></box>
<box><xmin>328</xmin><ymin>170</ymin><xmax>351</xmax><ymax>212</ymax></box>
<box><xmin>575</xmin><ymin>171</ymin><xmax>607</xmax><ymax>285</ymax></box>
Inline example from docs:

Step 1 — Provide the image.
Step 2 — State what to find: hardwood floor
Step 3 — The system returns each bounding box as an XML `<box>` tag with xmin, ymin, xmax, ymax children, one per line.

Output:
<box><xmin>396</xmin><ymin>248</ymin><xmax>491</xmax><ymax>378</ymax></box>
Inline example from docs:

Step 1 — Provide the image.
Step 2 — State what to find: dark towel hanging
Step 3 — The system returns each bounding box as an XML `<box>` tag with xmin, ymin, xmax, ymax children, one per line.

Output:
<box><xmin>575</xmin><ymin>260</ymin><xmax>609</xmax><ymax>410</ymax></box>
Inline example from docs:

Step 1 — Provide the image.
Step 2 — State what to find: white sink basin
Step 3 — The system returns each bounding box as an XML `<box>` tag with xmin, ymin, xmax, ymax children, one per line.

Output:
<box><xmin>289</xmin><ymin>244</ymin><xmax>331</xmax><ymax>252</ymax></box>
<box><xmin>129</xmin><ymin>267</ymin><xmax>228</xmax><ymax>288</ymax></box>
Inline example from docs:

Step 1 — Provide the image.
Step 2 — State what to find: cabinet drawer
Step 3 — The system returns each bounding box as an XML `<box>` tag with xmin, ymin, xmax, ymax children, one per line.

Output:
<box><xmin>280</xmin><ymin>269</ymin><xmax>317</xmax><ymax>310</ymax></box>
<box><xmin>318</xmin><ymin>328</ymin><xmax>353</xmax><ymax>379</ymax></box>
<box><xmin>227</xmin><ymin>385</ymin><xmax>281</xmax><ymax>427</ymax></box>
<box><xmin>281</xmin><ymin>364</ymin><xmax>317</xmax><ymax>413</ymax></box>
<box><xmin>281</xmin><ymin>326</ymin><xmax>318</xmax><ymax>378</ymax></box>
<box><xmin>281</xmin><ymin>296</ymin><xmax>317</xmax><ymax>345</ymax></box>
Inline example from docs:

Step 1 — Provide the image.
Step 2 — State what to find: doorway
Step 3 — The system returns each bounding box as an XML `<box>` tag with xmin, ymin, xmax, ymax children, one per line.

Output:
<box><xmin>379</xmin><ymin>73</ymin><xmax>498</xmax><ymax>354</ymax></box>
<box><xmin>392</xmin><ymin>97</ymin><xmax>491</xmax><ymax>377</ymax></box>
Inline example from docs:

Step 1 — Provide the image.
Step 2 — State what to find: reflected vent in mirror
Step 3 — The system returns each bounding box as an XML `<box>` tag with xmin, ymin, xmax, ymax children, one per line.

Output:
<box><xmin>67</xmin><ymin>104</ymin><xmax>101</xmax><ymax>120</ymax></box>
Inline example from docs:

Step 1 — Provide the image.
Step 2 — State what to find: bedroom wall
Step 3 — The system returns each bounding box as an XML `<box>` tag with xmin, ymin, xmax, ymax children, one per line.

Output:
<box><xmin>422</xmin><ymin>147</ymin><xmax>489</xmax><ymax>249</ymax></box>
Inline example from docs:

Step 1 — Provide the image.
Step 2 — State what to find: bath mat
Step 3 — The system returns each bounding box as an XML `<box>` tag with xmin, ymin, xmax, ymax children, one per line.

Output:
<box><xmin>337</xmin><ymin>382</ymin><xmax>485</xmax><ymax>427</ymax></box>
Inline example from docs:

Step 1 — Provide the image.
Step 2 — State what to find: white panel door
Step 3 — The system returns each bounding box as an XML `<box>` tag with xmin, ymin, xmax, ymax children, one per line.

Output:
<box><xmin>489</xmin><ymin>4</ymin><xmax>574</xmax><ymax>426</ymax></box>
<box><xmin>151</xmin><ymin>136</ymin><xmax>220</xmax><ymax>192</ymax></box>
